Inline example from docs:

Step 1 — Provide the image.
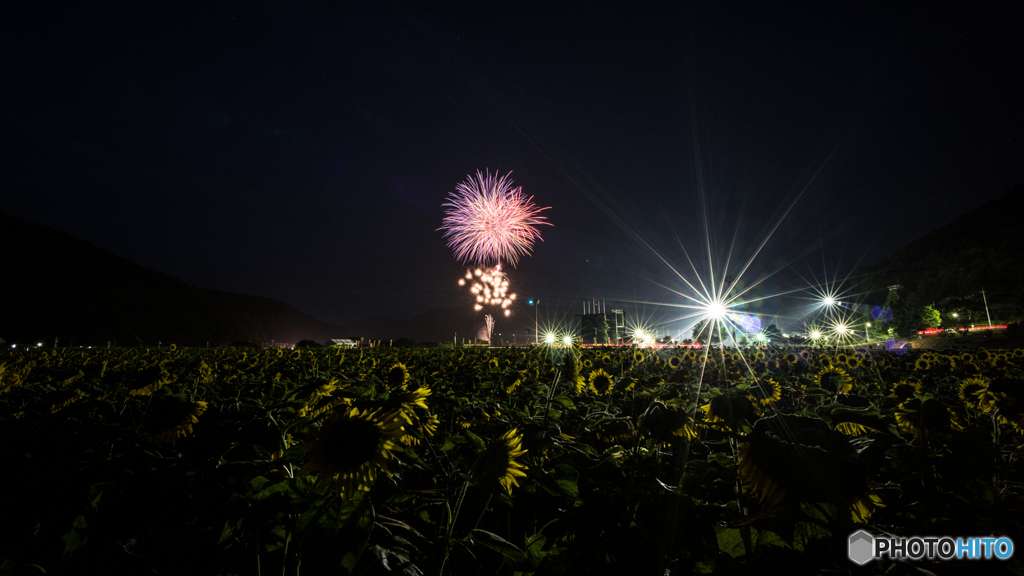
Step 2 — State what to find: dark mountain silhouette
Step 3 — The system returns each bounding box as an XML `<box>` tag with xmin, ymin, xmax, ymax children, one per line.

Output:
<box><xmin>1</xmin><ymin>212</ymin><xmax>345</xmax><ymax>346</ymax></box>
<box><xmin>858</xmin><ymin>184</ymin><xmax>1024</xmax><ymax>320</ymax></box>
<box><xmin>0</xmin><ymin>211</ymin><xmax>558</xmax><ymax>346</ymax></box>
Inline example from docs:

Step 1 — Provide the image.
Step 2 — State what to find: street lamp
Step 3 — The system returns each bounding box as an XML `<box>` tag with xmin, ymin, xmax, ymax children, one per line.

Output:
<box><xmin>532</xmin><ymin>299</ymin><xmax>540</xmax><ymax>345</ymax></box>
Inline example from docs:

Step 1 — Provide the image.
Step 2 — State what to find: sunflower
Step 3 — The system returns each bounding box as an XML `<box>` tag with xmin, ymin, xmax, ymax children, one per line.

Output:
<box><xmin>46</xmin><ymin>389</ymin><xmax>87</xmax><ymax>414</ymax></box>
<box><xmin>595</xmin><ymin>419</ymin><xmax>637</xmax><ymax>444</ymax></box>
<box><xmin>488</xmin><ymin>357</ymin><xmax>500</xmax><ymax>370</ymax></box>
<box><xmin>460</xmin><ymin>407</ymin><xmax>491</xmax><ymax>428</ymax></box>
<box><xmin>600</xmin><ymin>354</ymin><xmax>613</xmax><ymax>366</ymax></box>
<box><xmin>588</xmin><ymin>369</ymin><xmax>615</xmax><ymax>396</ymax></box>
<box><xmin>398</xmin><ymin>386</ymin><xmax>431</xmax><ymax>421</ymax></box>
<box><xmin>668</xmin><ymin>356</ymin><xmax>683</xmax><ymax>369</ymax></box>
<box><xmin>813</xmin><ymin>365</ymin><xmax>853</xmax><ymax>394</ymax></box>
<box><xmin>703</xmin><ymin>394</ymin><xmax>758</xmax><ymax>428</ymax></box>
<box><xmin>301</xmin><ymin>406</ymin><xmax>405</xmax><ymax>498</ymax></box>
<box><xmin>142</xmin><ymin>397</ymin><xmax>209</xmax><ymax>443</ymax></box>
<box><xmin>738</xmin><ymin>415</ymin><xmax>883</xmax><ymax>522</ymax></box>
<box><xmin>973</xmin><ymin>378</ymin><xmax>1024</xmax><ymax>432</ymax></box>
<box><xmin>420</xmin><ymin>414</ymin><xmax>440</xmax><ymax>437</ymax></box>
<box><xmin>845</xmin><ymin>356</ymin><xmax>863</xmax><ymax>370</ymax></box>
<box><xmin>582</xmin><ymin>359</ymin><xmax>594</xmax><ymax>369</ymax></box>
<box><xmin>835</xmin><ymin>422</ymin><xmax>873</xmax><ymax>436</ymax></box>
<box><xmin>895</xmin><ymin>398</ymin><xmax>964</xmax><ymax>439</ymax></box>
<box><xmin>614</xmin><ymin>377</ymin><xmax>637</xmax><ymax>394</ymax></box>
<box><xmin>640</xmin><ymin>401</ymin><xmax>698</xmax><ymax>442</ymax></box>
<box><xmin>835</xmin><ymin>353</ymin><xmax>849</xmax><ymax>365</ymax></box>
<box><xmin>890</xmin><ymin>380</ymin><xmax>923</xmax><ymax>401</ymax></box>
<box><xmin>748</xmin><ymin>378</ymin><xmax>782</xmax><ymax>406</ymax></box>
<box><xmin>913</xmin><ymin>357</ymin><xmax>932</xmax><ymax>371</ymax></box>
<box><xmin>633</xmin><ymin>350</ymin><xmax>645</xmax><ymax>364</ymax></box>
<box><xmin>386</xmin><ymin>363</ymin><xmax>410</xmax><ymax>388</ymax></box>
<box><xmin>477</xmin><ymin>428</ymin><xmax>528</xmax><ymax>494</ymax></box>
<box><xmin>504</xmin><ymin>371</ymin><xmax>526</xmax><ymax>394</ymax></box>
<box><xmin>784</xmin><ymin>352</ymin><xmax>798</xmax><ymax>364</ymax></box>
<box><xmin>125</xmin><ymin>366</ymin><xmax>170</xmax><ymax>396</ymax></box>
<box><xmin>957</xmin><ymin>377</ymin><xmax>987</xmax><ymax>409</ymax></box>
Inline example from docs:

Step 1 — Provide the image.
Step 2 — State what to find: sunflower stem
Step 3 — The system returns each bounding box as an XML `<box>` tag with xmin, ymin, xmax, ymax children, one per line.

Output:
<box><xmin>438</xmin><ymin>480</ymin><xmax>470</xmax><ymax>576</ymax></box>
<box><xmin>471</xmin><ymin>493</ymin><xmax>494</xmax><ymax>532</ymax></box>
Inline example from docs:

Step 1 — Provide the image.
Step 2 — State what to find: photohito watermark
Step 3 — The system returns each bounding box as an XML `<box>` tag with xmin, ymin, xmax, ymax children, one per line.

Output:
<box><xmin>848</xmin><ymin>530</ymin><xmax>1014</xmax><ymax>565</ymax></box>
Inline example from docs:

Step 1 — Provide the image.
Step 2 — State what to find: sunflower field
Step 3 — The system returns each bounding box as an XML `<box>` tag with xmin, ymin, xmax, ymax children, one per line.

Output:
<box><xmin>1</xmin><ymin>344</ymin><xmax>1022</xmax><ymax>575</ymax></box>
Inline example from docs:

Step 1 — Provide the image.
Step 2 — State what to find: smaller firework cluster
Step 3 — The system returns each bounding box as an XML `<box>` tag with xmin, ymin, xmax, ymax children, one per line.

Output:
<box><xmin>459</xmin><ymin>265</ymin><xmax>516</xmax><ymax>316</ymax></box>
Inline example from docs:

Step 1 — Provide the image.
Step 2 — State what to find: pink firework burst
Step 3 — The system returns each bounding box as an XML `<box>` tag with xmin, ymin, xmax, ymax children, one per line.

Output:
<box><xmin>439</xmin><ymin>170</ymin><xmax>551</xmax><ymax>267</ymax></box>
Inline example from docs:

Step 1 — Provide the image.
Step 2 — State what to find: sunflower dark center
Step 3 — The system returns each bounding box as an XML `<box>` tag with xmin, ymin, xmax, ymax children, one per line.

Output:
<box><xmin>324</xmin><ymin>417</ymin><xmax>382</xmax><ymax>470</ymax></box>
<box><xmin>595</xmin><ymin>375</ymin><xmax>613</xmax><ymax>394</ymax></box>
<box><xmin>387</xmin><ymin>367</ymin><xmax>407</xmax><ymax>387</ymax></box>
<box><xmin>820</xmin><ymin>373</ymin><xmax>840</xmax><ymax>391</ymax></box>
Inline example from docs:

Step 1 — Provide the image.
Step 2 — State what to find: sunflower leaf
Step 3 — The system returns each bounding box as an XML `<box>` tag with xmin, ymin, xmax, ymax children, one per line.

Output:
<box><xmin>464</xmin><ymin>430</ymin><xmax>486</xmax><ymax>453</ymax></box>
<box><xmin>471</xmin><ymin>529</ymin><xmax>527</xmax><ymax>564</ymax></box>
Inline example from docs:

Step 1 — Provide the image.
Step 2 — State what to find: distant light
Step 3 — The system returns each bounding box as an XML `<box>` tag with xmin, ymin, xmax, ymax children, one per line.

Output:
<box><xmin>37</xmin><ymin>342</ymin><xmax>43</xmax><ymax>347</ymax></box>
<box><xmin>545</xmin><ymin>333</ymin><xmax>555</xmax><ymax>344</ymax></box>
<box><xmin>528</xmin><ymin>299</ymin><xmax>534</xmax><ymax>305</ymax></box>
<box><xmin>755</xmin><ymin>332</ymin><xmax>767</xmax><ymax>342</ymax></box>
<box><xmin>836</xmin><ymin>325</ymin><xmax>848</xmax><ymax>334</ymax></box>
<box><xmin>706</xmin><ymin>301</ymin><xmax>727</xmax><ymax>319</ymax></box>
<box><xmin>866</xmin><ymin>323</ymin><xmax>872</xmax><ymax>327</ymax></box>
<box><xmin>823</xmin><ymin>297</ymin><xmax>836</xmax><ymax>307</ymax></box>
<box><xmin>633</xmin><ymin>330</ymin><xmax>645</xmax><ymax>341</ymax></box>
<box><xmin>811</xmin><ymin>331</ymin><xmax>822</xmax><ymax>340</ymax></box>
<box><xmin>952</xmin><ymin>313</ymin><xmax>958</xmax><ymax>318</ymax></box>
<box><xmin>562</xmin><ymin>335</ymin><xmax>572</xmax><ymax>346</ymax></box>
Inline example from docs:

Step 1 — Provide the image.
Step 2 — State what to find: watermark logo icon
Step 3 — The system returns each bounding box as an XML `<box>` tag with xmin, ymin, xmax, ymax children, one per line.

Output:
<box><xmin>848</xmin><ymin>530</ymin><xmax>874</xmax><ymax>565</ymax></box>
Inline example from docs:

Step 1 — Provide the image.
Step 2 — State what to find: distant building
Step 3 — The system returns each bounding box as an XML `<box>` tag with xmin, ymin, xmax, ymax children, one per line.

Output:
<box><xmin>577</xmin><ymin>309</ymin><xmax>626</xmax><ymax>344</ymax></box>
<box><xmin>327</xmin><ymin>338</ymin><xmax>360</xmax><ymax>348</ymax></box>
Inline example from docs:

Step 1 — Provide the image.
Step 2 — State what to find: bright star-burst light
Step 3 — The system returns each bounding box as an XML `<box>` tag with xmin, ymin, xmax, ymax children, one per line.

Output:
<box><xmin>439</xmin><ymin>170</ymin><xmax>551</xmax><ymax>267</ymax></box>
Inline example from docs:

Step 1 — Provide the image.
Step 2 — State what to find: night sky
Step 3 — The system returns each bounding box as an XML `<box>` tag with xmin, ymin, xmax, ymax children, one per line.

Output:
<box><xmin>4</xmin><ymin>2</ymin><xmax>1022</xmax><ymax>334</ymax></box>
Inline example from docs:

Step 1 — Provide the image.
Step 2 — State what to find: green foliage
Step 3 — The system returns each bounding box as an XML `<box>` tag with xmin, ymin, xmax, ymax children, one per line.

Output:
<box><xmin>0</xmin><ymin>344</ymin><xmax>1023</xmax><ymax>574</ymax></box>
<box><xmin>920</xmin><ymin>305</ymin><xmax>941</xmax><ymax>329</ymax></box>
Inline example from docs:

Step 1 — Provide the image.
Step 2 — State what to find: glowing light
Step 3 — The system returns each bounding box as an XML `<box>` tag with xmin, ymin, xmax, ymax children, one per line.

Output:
<box><xmin>439</xmin><ymin>170</ymin><xmax>551</xmax><ymax>267</ymax></box>
<box><xmin>754</xmin><ymin>332</ymin><xmax>767</xmax><ymax>342</ymax></box>
<box><xmin>705</xmin><ymin>300</ymin><xmax>727</xmax><ymax>319</ymax></box>
<box><xmin>823</xmin><ymin>296</ymin><xmax>836</xmax><ymax>307</ymax></box>
<box><xmin>810</xmin><ymin>331</ymin><xmax>822</xmax><ymax>340</ymax></box>
<box><xmin>459</xmin><ymin>266</ymin><xmax>516</xmax><ymax>315</ymax></box>
<box><xmin>545</xmin><ymin>333</ymin><xmax>556</xmax><ymax>344</ymax></box>
<box><xmin>562</xmin><ymin>335</ymin><xmax>572</xmax><ymax>346</ymax></box>
<box><xmin>835</xmin><ymin>324</ymin><xmax>848</xmax><ymax>334</ymax></box>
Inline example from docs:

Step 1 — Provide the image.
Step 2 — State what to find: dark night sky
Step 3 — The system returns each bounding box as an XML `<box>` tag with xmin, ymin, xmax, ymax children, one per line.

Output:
<box><xmin>3</xmin><ymin>1</ymin><xmax>1022</xmax><ymax>334</ymax></box>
